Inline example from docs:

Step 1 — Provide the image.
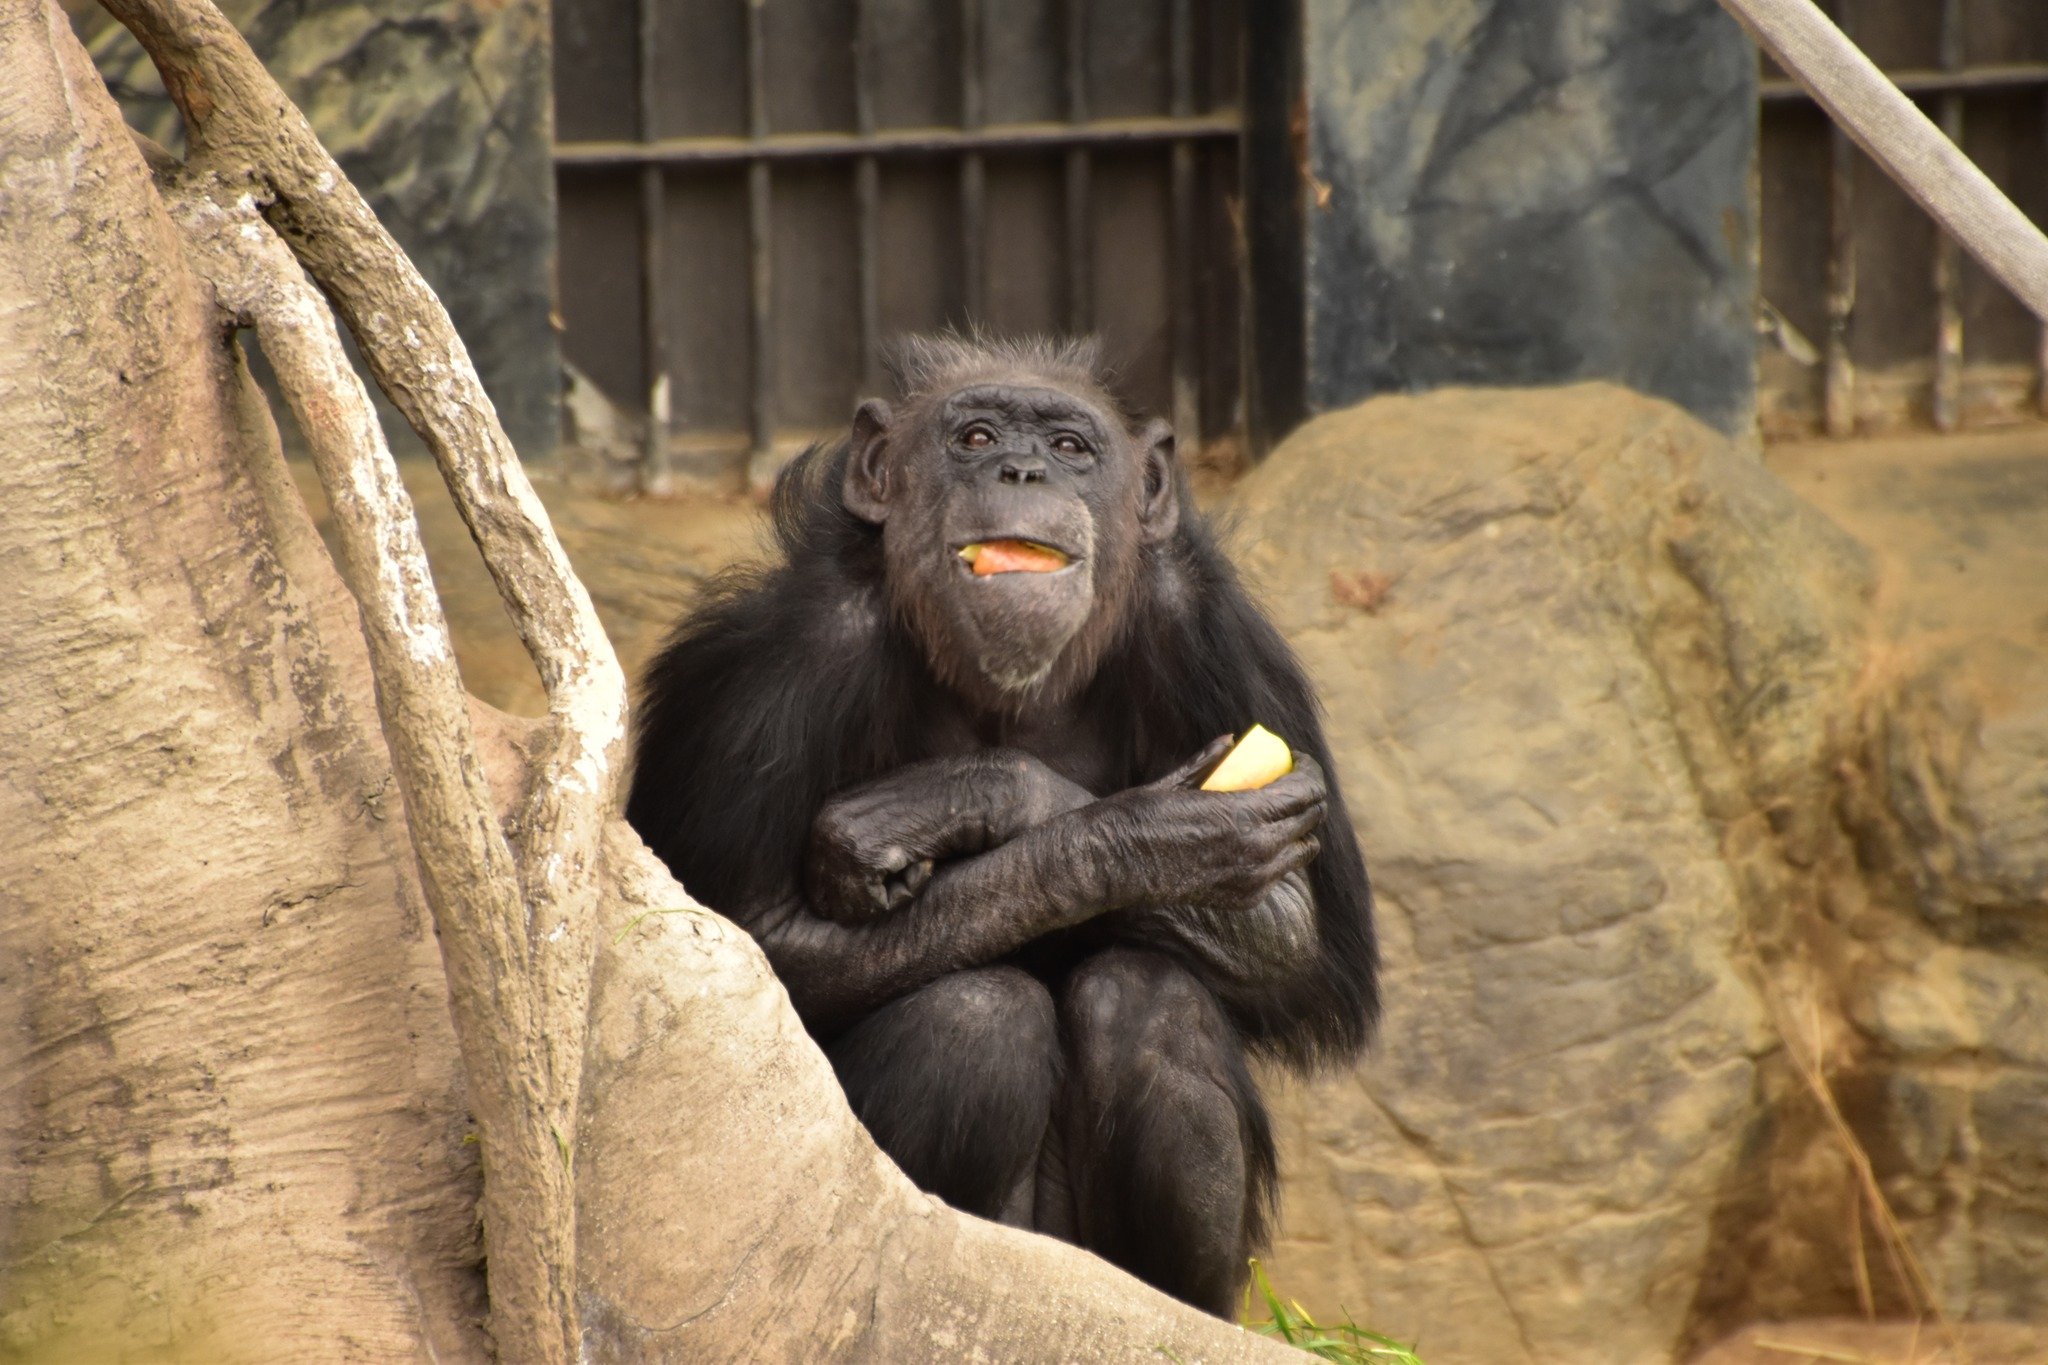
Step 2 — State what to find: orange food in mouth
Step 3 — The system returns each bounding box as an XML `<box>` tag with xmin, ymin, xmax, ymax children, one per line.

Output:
<box><xmin>957</xmin><ymin>540</ymin><xmax>1071</xmax><ymax>575</ymax></box>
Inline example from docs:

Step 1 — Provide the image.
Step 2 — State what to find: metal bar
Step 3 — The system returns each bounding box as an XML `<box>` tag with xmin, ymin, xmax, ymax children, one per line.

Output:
<box><xmin>1063</xmin><ymin>0</ymin><xmax>1091</xmax><ymax>334</ymax></box>
<box><xmin>1240</xmin><ymin>0</ymin><xmax>1306</xmax><ymax>454</ymax></box>
<box><xmin>854</xmin><ymin>0</ymin><xmax>881</xmax><ymax>390</ymax></box>
<box><xmin>554</xmin><ymin>116</ymin><xmax>1244</xmax><ymax>167</ymax></box>
<box><xmin>745</xmin><ymin>0</ymin><xmax>774</xmax><ymax>456</ymax></box>
<box><xmin>960</xmin><ymin>0</ymin><xmax>985</xmax><ymax>324</ymax></box>
<box><xmin>1822</xmin><ymin>0</ymin><xmax>1855</xmax><ymax>438</ymax></box>
<box><xmin>1932</xmin><ymin>0</ymin><xmax>1964</xmax><ymax>432</ymax></box>
<box><xmin>1761</xmin><ymin>62</ymin><xmax>2048</xmax><ymax>102</ymax></box>
<box><xmin>1168</xmin><ymin>0</ymin><xmax>1200</xmax><ymax>446</ymax></box>
<box><xmin>636</xmin><ymin>0</ymin><xmax>665</xmax><ymax>471</ymax></box>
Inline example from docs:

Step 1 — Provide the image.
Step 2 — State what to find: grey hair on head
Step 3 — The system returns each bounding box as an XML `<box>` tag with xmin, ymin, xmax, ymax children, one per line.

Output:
<box><xmin>884</xmin><ymin>330</ymin><xmax>1110</xmax><ymax>404</ymax></box>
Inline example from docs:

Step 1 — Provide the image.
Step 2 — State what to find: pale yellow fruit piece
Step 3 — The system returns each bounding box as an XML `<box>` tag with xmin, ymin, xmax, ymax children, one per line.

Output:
<box><xmin>1200</xmin><ymin>724</ymin><xmax>1294</xmax><ymax>792</ymax></box>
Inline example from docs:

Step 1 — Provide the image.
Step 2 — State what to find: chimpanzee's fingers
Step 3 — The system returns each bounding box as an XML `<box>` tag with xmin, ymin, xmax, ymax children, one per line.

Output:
<box><xmin>1261</xmin><ymin>753</ymin><xmax>1326</xmax><ymax>807</ymax></box>
<box><xmin>1280</xmin><ymin>836</ymin><xmax>1320</xmax><ymax>875</ymax></box>
<box><xmin>1156</xmin><ymin>734</ymin><xmax>1237</xmax><ymax>790</ymax></box>
<box><xmin>1243</xmin><ymin>776</ymin><xmax>1325</xmax><ymax>822</ymax></box>
<box><xmin>1267</xmin><ymin>806</ymin><xmax>1326</xmax><ymax>846</ymax></box>
<box><xmin>1243</xmin><ymin>839</ymin><xmax>1318</xmax><ymax>897</ymax></box>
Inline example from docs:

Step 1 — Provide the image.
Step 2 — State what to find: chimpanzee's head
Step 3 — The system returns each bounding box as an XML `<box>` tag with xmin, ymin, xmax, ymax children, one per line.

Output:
<box><xmin>841</xmin><ymin>335</ymin><xmax>1179</xmax><ymax>714</ymax></box>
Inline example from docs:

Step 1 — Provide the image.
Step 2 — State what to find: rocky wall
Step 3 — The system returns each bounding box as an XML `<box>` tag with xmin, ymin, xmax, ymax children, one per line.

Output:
<box><xmin>77</xmin><ymin>0</ymin><xmax>560</xmax><ymax>457</ymax></box>
<box><xmin>1301</xmin><ymin>0</ymin><xmax>1758</xmax><ymax>435</ymax></box>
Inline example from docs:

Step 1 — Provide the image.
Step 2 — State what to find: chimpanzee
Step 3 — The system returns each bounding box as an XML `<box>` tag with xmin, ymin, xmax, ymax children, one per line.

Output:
<box><xmin>626</xmin><ymin>334</ymin><xmax>1376</xmax><ymax>1316</ymax></box>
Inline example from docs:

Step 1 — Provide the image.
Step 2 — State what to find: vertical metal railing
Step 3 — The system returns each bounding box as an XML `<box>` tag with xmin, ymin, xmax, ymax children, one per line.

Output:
<box><xmin>1062</xmin><ymin>0</ymin><xmax>1092</xmax><ymax>334</ymax></box>
<box><xmin>1821</xmin><ymin>1</ymin><xmax>1857</xmax><ymax>437</ymax></box>
<box><xmin>744</xmin><ymin>0</ymin><xmax>775</xmax><ymax>458</ymax></box>
<box><xmin>637</xmin><ymin>0</ymin><xmax>667</xmax><ymax>466</ymax></box>
<box><xmin>854</xmin><ymin>0</ymin><xmax>883</xmax><ymax>391</ymax></box>
<box><xmin>568</xmin><ymin>0</ymin><xmax>1246</xmax><ymax>463</ymax></box>
<box><xmin>1763</xmin><ymin>0</ymin><xmax>2048</xmax><ymax>434</ymax></box>
<box><xmin>1167</xmin><ymin>0</ymin><xmax>1200</xmax><ymax>446</ymax></box>
<box><xmin>959</xmin><ymin>0</ymin><xmax>986</xmax><ymax>325</ymax></box>
<box><xmin>1932</xmin><ymin>0</ymin><xmax>1965</xmax><ymax>432</ymax></box>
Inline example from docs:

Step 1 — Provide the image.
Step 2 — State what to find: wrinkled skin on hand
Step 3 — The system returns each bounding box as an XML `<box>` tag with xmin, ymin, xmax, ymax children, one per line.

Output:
<box><xmin>807</xmin><ymin>738</ymin><xmax>1327</xmax><ymax>928</ymax></box>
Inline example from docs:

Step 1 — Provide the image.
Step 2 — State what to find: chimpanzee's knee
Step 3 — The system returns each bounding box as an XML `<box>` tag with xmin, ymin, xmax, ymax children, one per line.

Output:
<box><xmin>1058</xmin><ymin>948</ymin><xmax>1270</xmax><ymax>1316</ymax></box>
<box><xmin>829</xmin><ymin>966</ymin><xmax>1059</xmax><ymax>1219</ymax></box>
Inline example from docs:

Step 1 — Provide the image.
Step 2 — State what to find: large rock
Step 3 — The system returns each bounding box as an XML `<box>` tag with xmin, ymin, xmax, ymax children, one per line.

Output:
<box><xmin>1235</xmin><ymin>384</ymin><xmax>1873</xmax><ymax>1364</ymax></box>
<box><xmin>1777</xmin><ymin>435</ymin><xmax>2048</xmax><ymax>1324</ymax></box>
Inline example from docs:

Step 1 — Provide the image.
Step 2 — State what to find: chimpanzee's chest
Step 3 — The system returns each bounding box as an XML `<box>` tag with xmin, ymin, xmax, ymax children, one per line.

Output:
<box><xmin>916</xmin><ymin>700</ymin><xmax>1131</xmax><ymax>798</ymax></box>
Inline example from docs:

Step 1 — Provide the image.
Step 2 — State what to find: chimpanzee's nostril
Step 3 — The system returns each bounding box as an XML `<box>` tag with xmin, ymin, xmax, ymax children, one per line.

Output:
<box><xmin>999</xmin><ymin>462</ymin><xmax>1046</xmax><ymax>485</ymax></box>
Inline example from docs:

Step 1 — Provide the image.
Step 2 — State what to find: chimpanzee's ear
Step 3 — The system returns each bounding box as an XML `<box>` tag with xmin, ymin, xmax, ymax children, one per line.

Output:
<box><xmin>843</xmin><ymin>399</ymin><xmax>894</xmax><ymax>524</ymax></box>
<box><xmin>1135</xmin><ymin>418</ymin><xmax>1180</xmax><ymax>544</ymax></box>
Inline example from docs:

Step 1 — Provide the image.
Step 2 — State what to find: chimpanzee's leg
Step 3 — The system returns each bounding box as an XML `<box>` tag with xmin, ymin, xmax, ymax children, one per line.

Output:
<box><xmin>1056</xmin><ymin>947</ymin><xmax>1274</xmax><ymax>1317</ymax></box>
<box><xmin>827</xmin><ymin>965</ymin><xmax>1059</xmax><ymax>1223</ymax></box>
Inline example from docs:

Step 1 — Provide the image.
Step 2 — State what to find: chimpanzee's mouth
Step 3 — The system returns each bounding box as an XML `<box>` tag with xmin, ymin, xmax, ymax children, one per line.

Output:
<box><xmin>953</xmin><ymin>539</ymin><xmax>1076</xmax><ymax>576</ymax></box>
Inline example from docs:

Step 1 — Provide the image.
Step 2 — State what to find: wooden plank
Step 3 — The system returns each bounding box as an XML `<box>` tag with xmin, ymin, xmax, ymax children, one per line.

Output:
<box><xmin>1822</xmin><ymin>0</ymin><xmax>1856</xmax><ymax>438</ymax></box>
<box><xmin>1720</xmin><ymin>0</ymin><xmax>2048</xmax><ymax>325</ymax></box>
<box><xmin>1931</xmin><ymin>0</ymin><xmax>1964</xmax><ymax>432</ymax></box>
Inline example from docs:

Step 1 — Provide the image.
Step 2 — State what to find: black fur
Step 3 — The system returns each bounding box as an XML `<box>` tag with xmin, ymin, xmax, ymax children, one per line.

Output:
<box><xmin>629</xmin><ymin>437</ymin><xmax>1376</xmax><ymax>1058</ymax></box>
<box><xmin>626</xmin><ymin>340</ymin><xmax>1376</xmax><ymax>1312</ymax></box>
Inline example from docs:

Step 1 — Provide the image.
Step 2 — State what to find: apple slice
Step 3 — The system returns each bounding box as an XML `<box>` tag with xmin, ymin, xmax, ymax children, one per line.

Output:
<box><xmin>1200</xmin><ymin>724</ymin><xmax>1294</xmax><ymax>792</ymax></box>
<box><xmin>958</xmin><ymin>539</ymin><xmax>1070</xmax><ymax>575</ymax></box>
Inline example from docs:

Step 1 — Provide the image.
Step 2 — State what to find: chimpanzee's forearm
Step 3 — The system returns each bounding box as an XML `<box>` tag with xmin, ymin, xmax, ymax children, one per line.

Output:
<box><xmin>755</xmin><ymin>799</ymin><xmax>1141</xmax><ymax>1032</ymax></box>
<box><xmin>1109</xmin><ymin>871</ymin><xmax>1319</xmax><ymax>998</ymax></box>
<box><xmin>806</xmin><ymin>750</ymin><xmax>1096</xmax><ymax>920</ymax></box>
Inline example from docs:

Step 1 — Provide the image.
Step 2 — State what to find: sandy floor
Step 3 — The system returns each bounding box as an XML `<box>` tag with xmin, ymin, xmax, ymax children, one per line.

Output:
<box><xmin>1769</xmin><ymin>424</ymin><xmax>2048</xmax><ymax>652</ymax></box>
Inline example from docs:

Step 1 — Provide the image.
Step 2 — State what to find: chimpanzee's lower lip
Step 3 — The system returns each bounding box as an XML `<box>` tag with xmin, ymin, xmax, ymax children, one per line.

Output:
<box><xmin>952</xmin><ymin>538</ymin><xmax>1078</xmax><ymax>574</ymax></box>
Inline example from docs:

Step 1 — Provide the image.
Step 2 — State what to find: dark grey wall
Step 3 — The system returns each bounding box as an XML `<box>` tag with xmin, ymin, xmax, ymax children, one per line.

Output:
<box><xmin>1299</xmin><ymin>0</ymin><xmax>1758</xmax><ymax>434</ymax></box>
<box><xmin>82</xmin><ymin>0</ymin><xmax>560</xmax><ymax>458</ymax></box>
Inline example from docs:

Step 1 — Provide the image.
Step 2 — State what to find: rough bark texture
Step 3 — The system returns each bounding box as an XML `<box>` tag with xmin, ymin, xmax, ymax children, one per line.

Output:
<box><xmin>577</xmin><ymin>831</ymin><xmax>1301</xmax><ymax>1364</ymax></box>
<box><xmin>0</xmin><ymin>4</ymin><xmax>1306</xmax><ymax>1359</ymax></box>
<box><xmin>97</xmin><ymin>0</ymin><xmax>630</xmax><ymax>1344</ymax></box>
<box><xmin>0</xmin><ymin>7</ymin><xmax>485</xmax><ymax>1352</ymax></box>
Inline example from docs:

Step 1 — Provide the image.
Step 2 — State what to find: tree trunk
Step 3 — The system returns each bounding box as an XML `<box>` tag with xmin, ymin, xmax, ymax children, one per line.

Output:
<box><xmin>0</xmin><ymin>3</ymin><xmax>1296</xmax><ymax>1359</ymax></box>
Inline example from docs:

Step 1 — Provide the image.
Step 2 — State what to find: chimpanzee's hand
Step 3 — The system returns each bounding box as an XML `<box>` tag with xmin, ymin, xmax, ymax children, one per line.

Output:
<box><xmin>807</xmin><ymin>752</ymin><xmax>1094</xmax><ymax>924</ymax></box>
<box><xmin>1092</xmin><ymin>738</ymin><xmax>1327</xmax><ymax>916</ymax></box>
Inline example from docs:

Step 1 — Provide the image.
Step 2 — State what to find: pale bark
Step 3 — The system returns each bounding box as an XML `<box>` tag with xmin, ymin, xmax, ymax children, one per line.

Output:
<box><xmin>0</xmin><ymin>1</ymin><xmax>1301</xmax><ymax>1360</ymax></box>
<box><xmin>0</xmin><ymin>4</ymin><xmax>485</xmax><ymax>1354</ymax></box>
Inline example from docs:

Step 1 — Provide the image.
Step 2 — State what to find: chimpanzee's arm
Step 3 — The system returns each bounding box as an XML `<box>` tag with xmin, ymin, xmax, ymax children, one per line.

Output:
<box><xmin>755</xmin><ymin>752</ymin><xmax>1324</xmax><ymax>1033</ymax></box>
<box><xmin>805</xmin><ymin>750</ymin><xmax>1098</xmax><ymax>922</ymax></box>
<box><xmin>1111</xmin><ymin>872</ymin><xmax>1320</xmax><ymax>994</ymax></box>
<box><xmin>811</xmin><ymin>746</ymin><xmax>1330</xmax><ymax>990</ymax></box>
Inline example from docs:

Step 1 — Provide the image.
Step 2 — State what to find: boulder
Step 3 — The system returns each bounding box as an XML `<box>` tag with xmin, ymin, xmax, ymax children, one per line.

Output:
<box><xmin>1236</xmin><ymin>383</ymin><xmax>1873</xmax><ymax>1364</ymax></box>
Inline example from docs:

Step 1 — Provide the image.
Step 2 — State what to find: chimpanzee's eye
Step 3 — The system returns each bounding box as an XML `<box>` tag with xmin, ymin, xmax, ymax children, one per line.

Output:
<box><xmin>959</xmin><ymin>424</ymin><xmax>996</xmax><ymax>449</ymax></box>
<box><xmin>1051</xmin><ymin>433</ymin><xmax>1090</xmax><ymax>456</ymax></box>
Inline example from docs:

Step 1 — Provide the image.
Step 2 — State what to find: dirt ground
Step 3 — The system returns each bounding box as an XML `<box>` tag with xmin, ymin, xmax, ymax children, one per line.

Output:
<box><xmin>1768</xmin><ymin>424</ymin><xmax>2048</xmax><ymax>653</ymax></box>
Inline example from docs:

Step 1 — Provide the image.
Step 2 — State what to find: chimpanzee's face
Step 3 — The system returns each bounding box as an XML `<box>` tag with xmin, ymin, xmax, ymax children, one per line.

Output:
<box><xmin>842</xmin><ymin>373</ymin><xmax>1178</xmax><ymax>710</ymax></box>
